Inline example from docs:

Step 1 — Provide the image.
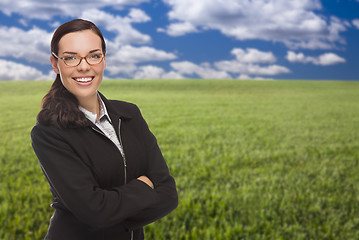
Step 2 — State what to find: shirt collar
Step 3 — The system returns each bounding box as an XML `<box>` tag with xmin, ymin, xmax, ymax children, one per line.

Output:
<box><xmin>78</xmin><ymin>92</ymin><xmax>112</xmax><ymax>124</ymax></box>
<box><xmin>98</xmin><ymin>94</ymin><xmax>112</xmax><ymax>123</ymax></box>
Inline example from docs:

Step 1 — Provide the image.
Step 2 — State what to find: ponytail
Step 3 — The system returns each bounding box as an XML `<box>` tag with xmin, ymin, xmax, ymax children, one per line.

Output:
<box><xmin>37</xmin><ymin>75</ymin><xmax>88</xmax><ymax>129</ymax></box>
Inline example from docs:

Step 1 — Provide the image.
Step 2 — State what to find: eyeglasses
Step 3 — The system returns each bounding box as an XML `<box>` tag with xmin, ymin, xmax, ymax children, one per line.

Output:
<box><xmin>52</xmin><ymin>52</ymin><xmax>104</xmax><ymax>67</ymax></box>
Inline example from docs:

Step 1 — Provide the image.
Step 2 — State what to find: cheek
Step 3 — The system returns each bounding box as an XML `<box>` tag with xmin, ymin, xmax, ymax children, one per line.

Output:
<box><xmin>58</xmin><ymin>64</ymin><xmax>73</xmax><ymax>77</ymax></box>
<box><xmin>58</xmin><ymin>66</ymin><xmax>74</xmax><ymax>85</ymax></box>
<box><xmin>93</xmin><ymin>64</ymin><xmax>106</xmax><ymax>78</ymax></box>
<box><xmin>96</xmin><ymin>62</ymin><xmax>106</xmax><ymax>73</ymax></box>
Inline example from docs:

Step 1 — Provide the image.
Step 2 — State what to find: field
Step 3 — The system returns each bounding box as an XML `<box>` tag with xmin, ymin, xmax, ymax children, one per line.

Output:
<box><xmin>0</xmin><ymin>79</ymin><xmax>359</xmax><ymax>239</ymax></box>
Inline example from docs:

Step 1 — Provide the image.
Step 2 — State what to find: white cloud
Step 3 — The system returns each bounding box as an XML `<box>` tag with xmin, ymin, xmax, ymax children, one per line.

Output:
<box><xmin>170</xmin><ymin>61</ymin><xmax>232</xmax><ymax>79</ymax></box>
<box><xmin>0</xmin><ymin>59</ymin><xmax>54</xmax><ymax>81</ymax></box>
<box><xmin>353</xmin><ymin>19</ymin><xmax>359</xmax><ymax>29</ymax></box>
<box><xmin>168</xmin><ymin>48</ymin><xmax>290</xmax><ymax>79</ymax></box>
<box><xmin>237</xmin><ymin>74</ymin><xmax>273</xmax><ymax>80</ymax></box>
<box><xmin>50</xmin><ymin>21</ymin><xmax>61</xmax><ymax>28</ymax></box>
<box><xmin>170</xmin><ymin>61</ymin><xmax>231</xmax><ymax>79</ymax></box>
<box><xmin>108</xmin><ymin>45</ymin><xmax>177</xmax><ymax>64</ymax></box>
<box><xmin>0</xmin><ymin>26</ymin><xmax>51</xmax><ymax>64</ymax></box>
<box><xmin>286</xmin><ymin>51</ymin><xmax>346</xmax><ymax>65</ymax></box>
<box><xmin>0</xmin><ymin>0</ymin><xmax>149</xmax><ymax>20</ymax></box>
<box><xmin>231</xmin><ymin>48</ymin><xmax>276</xmax><ymax>63</ymax></box>
<box><xmin>317</xmin><ymin>53</ymin><xmax>346</xmax><ymax>65</ymax></box>
<box><xmin>215</xmin><ymin>61</ymin><xmax>290</xmax><ymax>76</ymax></box>
<box><xmin>157</xmin><ymin>22</ymin><xmax>198</xmax><ymax>36</ymax></box>
<box><xmin>105</xmin><ymin>64</ymin><xmax>138</xmax><ymax>76</ymax></box>
<box><xmin>161</xmin><ymin>0</ymin><xmax>348</xmax><ymax>49</ymax></box>
<box><xmin>105</xmin><ymin>45</ymin><xmax>177</xmax><ymax>76</ymax></box>
<box><xmin>127</xmin><ymin>8</ymin><xmax>151</xmax><ymax>23</ymax></box>
<box><xmin>107</xmin><ymin>64</ymin><xmax>184</xmax><ymax>79</ymax></box>
<box><xmin>214</xmin><ymin>48</ymin><xmax>290</xmax><ymax>76</ymax></box>
<box><xmin>133</xmin><ymin>65</ymin><xmax>183</xmax><ymax>79</ymax></box>
<box><xmin>81</xmin><ymin>9</ymin><xmax>151</xmax><ymax>46</ymax></box>
<box><xmin>18</xmin><ymin>19</ymin><xmax>28</xmax><ymax>27</ymax></box>
<box><xmin>286</xmin><ymin>51</ymin><xmax>312</xmax><ymax>63</ymax></box>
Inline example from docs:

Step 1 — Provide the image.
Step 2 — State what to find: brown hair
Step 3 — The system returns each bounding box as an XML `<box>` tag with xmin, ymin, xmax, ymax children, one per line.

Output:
<box><xmin>37</xmin><ymin>19</ymin><xmax>106</xmax><ymax>129</ymax></box>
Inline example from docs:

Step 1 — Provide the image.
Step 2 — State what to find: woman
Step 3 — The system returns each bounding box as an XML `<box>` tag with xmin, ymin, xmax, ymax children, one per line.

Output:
<box><xmin>31</xmin><ymin>19</ymin><xmax>178</xmax><ymax>240</ymax></box>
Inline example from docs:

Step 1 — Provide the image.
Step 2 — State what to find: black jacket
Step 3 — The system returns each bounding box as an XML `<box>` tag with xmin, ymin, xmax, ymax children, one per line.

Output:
<box><xmin>31</xmin><ymin>94</ymin><xmax>178</xmax><ymax>240</ymax></box>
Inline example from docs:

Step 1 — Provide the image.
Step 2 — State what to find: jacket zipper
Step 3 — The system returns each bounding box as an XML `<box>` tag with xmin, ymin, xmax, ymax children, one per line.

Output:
<box><xmin>118</xmin><ymin>120</ymin><xmax>133</xmax><ymax>240</ymax></box>
<box><xmin>90</xmin><ymin>124</ymin><xmax>127</xmax><ymax>184</ymax></box>
<box><xmin>117</xmin><ymin>119</ymin><xmax>127</xmax><ymax>184</ymax></box>
<box><xmin>91</xmin><ymin>121</ymin><xmax>132</xmax><ymax>239</ymax></box>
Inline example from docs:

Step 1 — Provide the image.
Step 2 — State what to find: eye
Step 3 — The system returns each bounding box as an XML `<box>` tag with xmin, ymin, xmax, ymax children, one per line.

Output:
<box><xmin>89</xmin><ymin>54</ymin><xmax>102</xmax><ymax>59</ymax></box>
<box><xmin>63</xmin><ymin>56</ymin><xmax>77</xmax><ymax>61</ymax></box>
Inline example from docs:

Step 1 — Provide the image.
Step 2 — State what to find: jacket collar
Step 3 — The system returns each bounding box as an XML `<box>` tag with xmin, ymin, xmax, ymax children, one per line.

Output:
<box><xmin>97</xmin><ymin>91</ymin><xmax>133</xmax><ymax>120</ymax></box>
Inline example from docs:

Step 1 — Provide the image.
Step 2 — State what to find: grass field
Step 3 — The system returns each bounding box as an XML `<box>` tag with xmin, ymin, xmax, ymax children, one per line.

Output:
<box><xmin>0</xmin><ymin>79</ymin><xmax>359</xmax><ymax>239</ymax></box>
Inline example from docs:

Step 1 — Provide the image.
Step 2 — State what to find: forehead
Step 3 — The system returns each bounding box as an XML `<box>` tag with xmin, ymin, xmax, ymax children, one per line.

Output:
<box><xmin>58</xmin><ymin>30</ymin><xmax>102</xmax><ymax>54</ymax></box>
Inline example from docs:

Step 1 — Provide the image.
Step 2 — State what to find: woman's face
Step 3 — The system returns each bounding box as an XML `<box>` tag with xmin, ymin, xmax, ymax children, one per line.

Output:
<box><xmin>50</xmin><ymin>30</ymin><xmax>106</xmax><ymax>102</ymax></box>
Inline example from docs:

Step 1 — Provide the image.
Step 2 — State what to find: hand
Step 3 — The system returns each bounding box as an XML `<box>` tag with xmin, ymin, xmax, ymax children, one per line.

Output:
<box><xmin>137</xmin><ymin>176</ymin><xmax>154</xmax><ymax>189</ymax></box>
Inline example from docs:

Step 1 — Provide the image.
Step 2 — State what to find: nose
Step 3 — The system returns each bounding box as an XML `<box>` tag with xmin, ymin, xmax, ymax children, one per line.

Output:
<box><xmin>76</xmin><ymin>57</ymin><xmax>91</xmax><ymax>71</ymax></box>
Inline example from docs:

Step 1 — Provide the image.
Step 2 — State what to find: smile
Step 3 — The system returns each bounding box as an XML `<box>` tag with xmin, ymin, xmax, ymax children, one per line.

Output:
<box><xmin>73</xmin><ymin>77</ymin><xmax>94</xmax><ymax>83</ymax></box>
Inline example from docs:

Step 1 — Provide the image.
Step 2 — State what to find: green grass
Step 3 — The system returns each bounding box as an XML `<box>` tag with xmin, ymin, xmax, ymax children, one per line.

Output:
<box><xmin>1</xmin><ymin>79</ymin><xmax>359</xmax><ymax>239</ymax></box>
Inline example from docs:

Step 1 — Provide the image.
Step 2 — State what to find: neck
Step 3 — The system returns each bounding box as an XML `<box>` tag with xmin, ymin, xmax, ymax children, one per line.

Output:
<box><xmin>78</xmin><ymin>93</ymin><xmax>100</xmax><ymax>117</ymax></box>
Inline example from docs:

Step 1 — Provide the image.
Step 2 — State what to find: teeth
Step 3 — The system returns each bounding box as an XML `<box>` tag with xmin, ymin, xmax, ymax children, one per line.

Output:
<box><xmin>75</xmin><ymin>77</ymin><xmax>92</xmax><ymax>82</ymax></box>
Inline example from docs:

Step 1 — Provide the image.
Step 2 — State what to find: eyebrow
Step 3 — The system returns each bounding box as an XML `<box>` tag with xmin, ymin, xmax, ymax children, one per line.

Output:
<box><xmin>62</xmin><ymin>49</ymin><xmax>101</xmax><ymax>55</ymax></box>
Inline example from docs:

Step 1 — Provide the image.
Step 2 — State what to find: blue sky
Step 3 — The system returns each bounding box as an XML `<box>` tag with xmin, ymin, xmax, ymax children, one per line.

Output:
<box><xmin>0</xmin><ymin>0</ymin><xmax>358</xmax><ymax>81</ymax></box>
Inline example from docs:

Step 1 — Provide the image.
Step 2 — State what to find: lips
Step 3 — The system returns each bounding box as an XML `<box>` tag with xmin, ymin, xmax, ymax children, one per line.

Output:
<box><xmin>73</xmin><ymin>77</ymin><xmax>94</xmax><ymax>83</ymax></box>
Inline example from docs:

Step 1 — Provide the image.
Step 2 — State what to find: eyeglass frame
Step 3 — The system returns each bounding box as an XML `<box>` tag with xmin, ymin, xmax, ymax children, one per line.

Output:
<box><xmin>51</xmin><ymin>51</ymin><xmax>105</xmax><ymax>67</ymax></box>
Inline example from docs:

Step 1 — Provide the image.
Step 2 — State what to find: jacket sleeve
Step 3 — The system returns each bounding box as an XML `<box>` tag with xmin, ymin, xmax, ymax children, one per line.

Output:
<box><xmin>31</xmin><ymin>124</ymin><xmax>159</xmax><ymax>231</ymax></box>
<box><xmin>123</xmin><ymin>107</ymin><xmax>178</xmax><ymax>230</ymax></box>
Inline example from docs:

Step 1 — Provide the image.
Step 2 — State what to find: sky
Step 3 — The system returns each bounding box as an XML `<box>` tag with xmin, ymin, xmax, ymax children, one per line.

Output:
<box><xmin>0</xmin><ymin>0</ymin><xmax>358</xmax><ymax>81</ymax></box>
